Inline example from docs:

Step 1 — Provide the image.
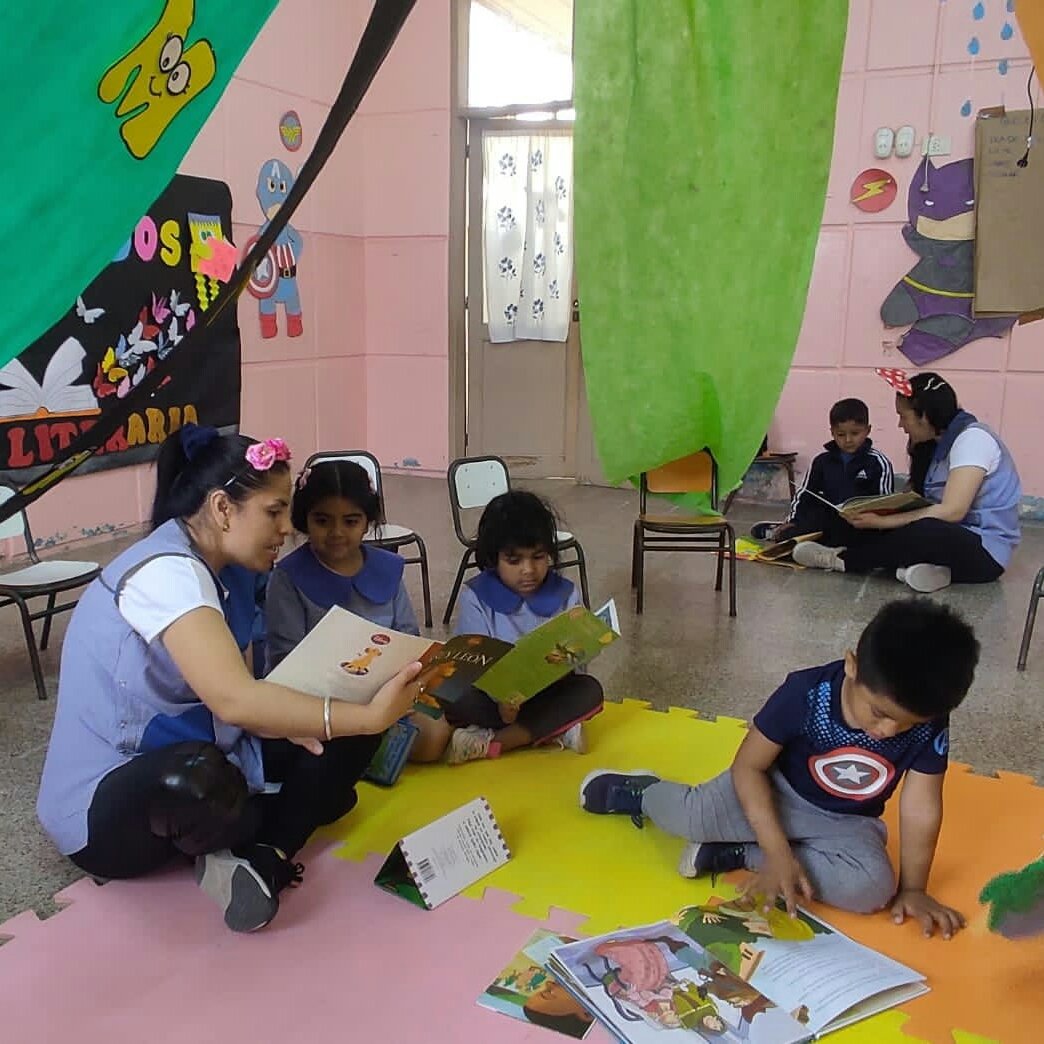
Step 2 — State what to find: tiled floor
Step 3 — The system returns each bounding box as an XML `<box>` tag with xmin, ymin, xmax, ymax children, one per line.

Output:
<box><xmin>2</xmin><ymin>474</ymin><xmax>1041</xmax><ymax>923</ymax></box>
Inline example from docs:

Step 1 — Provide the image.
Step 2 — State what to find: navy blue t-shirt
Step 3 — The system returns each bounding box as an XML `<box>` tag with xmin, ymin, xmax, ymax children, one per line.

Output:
<box><xmin>753</xmin><ymin>660</ymin><xmax>949</xmax><ymax>818</ymax></box>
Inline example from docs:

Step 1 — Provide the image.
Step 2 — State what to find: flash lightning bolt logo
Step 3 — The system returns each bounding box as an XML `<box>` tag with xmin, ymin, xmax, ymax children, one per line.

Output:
<box><xmin>853</xmin><ymin>177</ymin><xmax>893</xmax><ymax>202</ymax></box>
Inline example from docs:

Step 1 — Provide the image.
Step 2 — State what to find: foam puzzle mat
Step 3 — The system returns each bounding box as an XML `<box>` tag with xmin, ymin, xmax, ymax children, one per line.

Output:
<box><xmin>329</xmin><ymin>700</ymin><xmax>1044</xmax><ymax>1043</ymax></box>
<box><xmin>0</xmin><ymin>700</ymin><xmax>1040</xmax><ymax>1042</ymax></box>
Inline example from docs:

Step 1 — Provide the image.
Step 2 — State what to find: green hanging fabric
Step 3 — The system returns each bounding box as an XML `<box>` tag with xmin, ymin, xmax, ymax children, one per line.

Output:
<box><xmin>0</xmin><ymin>0</ymin><xmax>278</xmax><ymax>368</ymax></box>
<box><xmin>574</xmin><ymin>1</ymin><xmax>848</xmax><ymax>492</ymax></box>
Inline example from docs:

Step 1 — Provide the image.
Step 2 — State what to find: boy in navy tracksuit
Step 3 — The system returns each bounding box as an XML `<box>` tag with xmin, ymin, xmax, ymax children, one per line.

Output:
<box><xmin>753</xmin><ymin>399</ymin><xmax>894</xmax><ymax>544</ymax></box>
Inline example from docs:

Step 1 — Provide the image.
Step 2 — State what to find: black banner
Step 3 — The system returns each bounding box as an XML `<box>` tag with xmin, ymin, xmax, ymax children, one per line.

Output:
<box><xmin>0</xmin><ymin>174</ymin><xmax>239</xmax><ymax>482</ymax></box>
<box><xmin>0</xmin><ymin>0</ymin><xmax>416</xmax><ymax>522</ymax></box>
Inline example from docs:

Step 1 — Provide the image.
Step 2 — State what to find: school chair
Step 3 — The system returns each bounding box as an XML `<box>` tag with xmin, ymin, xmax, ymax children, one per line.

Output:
<box><xmin>443</xmin><ymin>455</ymin><xmax>591</xmax><ymax>626</ymax></box>
<box><xmin>1016</xmin><ymin>565</ymin><xmax>1044</xmax><ymax>671</ymax></box>
<box><xmin>631</xmin><ymin>449</ymin><xmax>737</xmax><ymax>616</ymax></box>
<box><xmin>302</xmin><ymin>451</ymin><xmax>432</xmax><ymax>628</ymax></box>
<box><xmin>0</xmin><ymin>484</ymin><xmax>101</xmax><ymax>700</ymax></box>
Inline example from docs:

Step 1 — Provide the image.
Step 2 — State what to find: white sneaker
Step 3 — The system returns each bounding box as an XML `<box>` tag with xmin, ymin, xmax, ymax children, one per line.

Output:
<box><xmin>792</xmin><ymin>541</ymin><xmax>845</xmax><ymax>572</ymax></box>
<box><xmin>446</xmin><ymin>725</ymin><xmax>497</xmax><ymax>765</ymax></box>
<box><xmin>899</xmin><ymin>563</ymin><xmax>952</xmax><ymax>593</ymax></box>
<box><xmin>555</xmin><ymin>722</ymin><xmax>587</xmax><ymax>754</ymax></box>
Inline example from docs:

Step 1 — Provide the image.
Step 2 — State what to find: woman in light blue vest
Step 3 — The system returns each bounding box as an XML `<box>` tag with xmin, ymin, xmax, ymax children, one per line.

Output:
<box><xmin>793</xmin><ymin>372</ymin><xmax>1021</xmax><ymax>593</ymax></box>
<box><xmin>36</xmin><ymin>425</ymin><xmax>420</xmax><ymax>933</ymax></box>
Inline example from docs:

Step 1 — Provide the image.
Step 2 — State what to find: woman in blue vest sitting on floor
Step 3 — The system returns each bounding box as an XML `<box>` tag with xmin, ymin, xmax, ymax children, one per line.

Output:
<box><xmin>36</xmin><ymin>424</ymin><xmax>420</xmax><ymax>933</ymax></box>
<box><xmin>793</xmin><ymin>370</ymin><xmax>1021</xmax><ymax>593</ymax></box>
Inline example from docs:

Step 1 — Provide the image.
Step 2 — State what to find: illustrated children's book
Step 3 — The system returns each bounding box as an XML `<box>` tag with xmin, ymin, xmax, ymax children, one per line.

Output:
<box><xmin>374</xmin><ymin>797</ymin><xmax>510</xmax><ymax>910</ymax></box>
<box><xmin>418</xmin><ymin>604</ymin><xmax>616</xmax><ymax>708</ymax></box>
<box><xmin>673</xmin><ymin>895</ymin><xmax>927</xmax><ymax>1037</ymax></box>
<box><xmin>733</xmin><ymin>533</ymin><xmax>824</xmax><ymax>568</ymax></box>
<box><xmin>594</xmin><ymin>598</ymin><xmax>621</xmax><ymax>635</ymax></box>
<box><xmin>477</xmin><ymin>928</ymin><xmax>595</xmax><ymax>1039</ymax></box>
<box><xmin>547</xmin><ymin>921</ymin><xmax>812</xmax><ymax>1043</ymax></box>
<box><xmin>801</xmin><ymin>487</ymin><xmax>931</xmax><ymax>520</ymax></box>
<box><xmin>264</xmin><ymin>605</ymin><xmax>434</xmax><ymax>704</ymax></box>
<box><xmin>266</xmin><ymin>604</ymin><xmax>616</xmax><ymax>709</ymax></box>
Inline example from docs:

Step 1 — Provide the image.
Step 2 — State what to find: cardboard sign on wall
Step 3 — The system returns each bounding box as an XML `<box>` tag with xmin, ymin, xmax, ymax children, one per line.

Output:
<box><xmin>974</xmin><ymin>108</ymin><xmax>1044</xmax><ymax>316</ymax></box>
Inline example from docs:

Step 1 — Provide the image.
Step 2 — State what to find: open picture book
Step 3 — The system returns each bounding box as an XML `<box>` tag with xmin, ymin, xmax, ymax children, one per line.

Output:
<box><xmin>546</xmin><ymin>896</ymin><xmax>927</xmax><ymax>1043</ymax></box>
<box><xmin>802</xmin><ymin>487</ymin><xmax>931</xmax><ymax>520</ymax></box>
<box><xmin>264</xmin><ymin>603</ymin><xmax>616</xmax><ymax>709</ymax></box>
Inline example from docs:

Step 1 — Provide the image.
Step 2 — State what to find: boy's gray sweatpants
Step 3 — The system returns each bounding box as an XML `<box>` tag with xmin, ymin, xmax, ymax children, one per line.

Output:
<box><xmin>641</xmin><ymin>769</ymin><xmax>895</xmax><ymax>914</ymax></box>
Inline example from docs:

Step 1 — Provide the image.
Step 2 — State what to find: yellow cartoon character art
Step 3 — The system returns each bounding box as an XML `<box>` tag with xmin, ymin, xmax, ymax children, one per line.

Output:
<box><xmin>98</xmin><ymin>0</ymin><xmax>217</xmax><ymax>159</ymax></box>
<box><xmin>186</xmin><ymin>212</ymin><xmax>227</xmax><ymax>311</ymax></box>
<box><xmin>340</xmin><ymin>647</ymin><xmax>382</xmax><ymax>677</ymax></box>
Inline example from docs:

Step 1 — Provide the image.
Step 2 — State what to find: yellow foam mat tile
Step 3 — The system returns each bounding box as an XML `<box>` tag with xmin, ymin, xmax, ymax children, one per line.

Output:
<box><xmin>325</xmin><ymin>699</ymin><xmax>1042</xmax><ymax>1043</ymax></box>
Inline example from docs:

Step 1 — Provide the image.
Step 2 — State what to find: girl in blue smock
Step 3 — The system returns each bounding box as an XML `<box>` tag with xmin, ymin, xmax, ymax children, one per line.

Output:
<box><xmin>264</xmin><ymin>459</ymin><xmax>420</xmax><ymax>673</ymax></box>
<box><xmin>411</xmin><ymin>490</ymin><xmax>603</xmax><ymax>765</ymax></box>
<box><xmin>36</xmin><ymin>426</ymin><xmax>420</xmax><ymax>934</ymax></box>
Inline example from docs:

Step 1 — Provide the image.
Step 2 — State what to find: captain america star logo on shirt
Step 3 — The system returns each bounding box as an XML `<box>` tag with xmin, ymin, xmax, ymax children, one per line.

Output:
<box><xmin>808</xmin><ymin>747</ymin><xmax>896</xmax><ymax>800</ymax></box>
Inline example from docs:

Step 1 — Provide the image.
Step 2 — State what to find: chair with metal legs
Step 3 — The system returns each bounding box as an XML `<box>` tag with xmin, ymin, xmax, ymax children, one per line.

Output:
<box><xmin>302</xmin><ymin>451</ymin><xmax>432</xmax><ymax>628</ymax></box>
<box><xmin>1017</xmin><ymin>566</ymin><xmax>1044</xmax><ymax>671</ymax></box>
<box><xmin>443</xmin><ymin>455</ymin><xmax>591</xmax><ymax>626</ymax></box>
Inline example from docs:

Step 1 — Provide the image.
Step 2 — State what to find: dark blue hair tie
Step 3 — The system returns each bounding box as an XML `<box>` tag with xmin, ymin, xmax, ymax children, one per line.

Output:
<box><xmin>180</xmin><ymin>423</ymin><xmax>220</xmax><ymax>462</ymax></box>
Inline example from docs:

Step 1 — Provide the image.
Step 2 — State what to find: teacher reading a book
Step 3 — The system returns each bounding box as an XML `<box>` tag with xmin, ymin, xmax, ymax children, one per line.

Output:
<box><xmin>36</xmin><ymin>425</ymin><xmax>421</xmax><ymax>934</ymax></box>
<box><xmin>792</xmin><ymin>370</ymin><xmax>1021</xmax><ymax>594</ymax></box>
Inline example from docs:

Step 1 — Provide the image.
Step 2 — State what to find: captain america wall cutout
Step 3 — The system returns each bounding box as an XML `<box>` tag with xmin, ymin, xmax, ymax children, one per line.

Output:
<box><xmin>245</xmin><ymin>159</ymin><xmax>304</xmax><ymax>338</ymax></box>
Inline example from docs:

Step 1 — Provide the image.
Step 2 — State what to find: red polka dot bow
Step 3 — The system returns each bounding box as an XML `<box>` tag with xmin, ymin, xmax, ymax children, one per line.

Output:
<box><xmin>875</xmin><ymin>367</ymin><xmax>913</xmax><ymax>397</ymax></box>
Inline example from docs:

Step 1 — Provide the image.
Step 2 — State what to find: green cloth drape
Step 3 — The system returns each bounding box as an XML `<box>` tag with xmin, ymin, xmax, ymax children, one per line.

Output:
<box><xmin>1</xmin><ymin>1</ymin><xmax>278</xmax><ymax>367</ymax></box>
<box><xmin>574</xmin><ymin>1</ymin><xmax>849</xmax><ymax>491</ymax></box>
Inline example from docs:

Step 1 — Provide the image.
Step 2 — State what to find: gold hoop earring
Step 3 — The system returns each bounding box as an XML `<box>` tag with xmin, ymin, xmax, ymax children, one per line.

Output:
<box><xmin>222</xmin><ymin>520</ymin><xmax>231</xmax><ymax>532</ymax></box>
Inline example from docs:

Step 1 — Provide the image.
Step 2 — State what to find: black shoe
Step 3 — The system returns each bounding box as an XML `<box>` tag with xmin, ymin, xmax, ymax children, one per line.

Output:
<box><xmin>678</xmin><ymin>841</ymin><xmax>746</xmax><ymax>882</ymax></box>
<box><xmin>195</xmin><ymin>843</ymin><xmax>304</xmax><ymax>932</ymax></box>
<box><xmin>750</xmin><ymin>520</ymin><xmax>781</xmax><ymax>541</ymax></box>
<box><xmin>579</xmin><ymin>769</ymin><xmax>660</xmax><ymax>828</ymax></box>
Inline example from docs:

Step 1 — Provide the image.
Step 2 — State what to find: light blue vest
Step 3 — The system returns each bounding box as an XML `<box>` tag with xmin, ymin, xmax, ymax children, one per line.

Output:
<box><xmin>924</xmin><ymin>417</ymin><xmax>1021</xmax><ymax>569</ymax></box>
<box><xmin>36</xmin><ymin>520</ymin><xmax>265</xmax><ymax>855</ymax></box>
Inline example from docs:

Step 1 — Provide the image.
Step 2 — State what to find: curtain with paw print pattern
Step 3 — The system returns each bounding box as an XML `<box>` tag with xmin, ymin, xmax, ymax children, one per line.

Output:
<box><xmin>484</xmin><ymin>132</ymin><xmax>573</xmax><ymax>343</ymax></box>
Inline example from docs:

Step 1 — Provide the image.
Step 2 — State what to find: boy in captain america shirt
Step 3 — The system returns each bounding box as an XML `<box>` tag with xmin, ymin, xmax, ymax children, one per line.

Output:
<box><xmin>580</xmin><ymin>600</ymin><xmax>978</xmax><ymax>938</ymax></box>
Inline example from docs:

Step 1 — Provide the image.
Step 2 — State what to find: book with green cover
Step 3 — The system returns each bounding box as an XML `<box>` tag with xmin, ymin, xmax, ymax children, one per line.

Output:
<box><xmin>475</xmin><ymin>606</ymin><xmax>616</xmax><ymax>704</ymax></box>
<box><xmin>267</xmin><ymin>604</ymin><xmax>616</xmax><ymax>716</ymax></box>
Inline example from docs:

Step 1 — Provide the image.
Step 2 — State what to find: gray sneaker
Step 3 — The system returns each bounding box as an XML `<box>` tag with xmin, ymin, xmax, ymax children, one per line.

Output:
<box><xmin>899</xmin><ymin>563</ymin><xmax>952</xmax><ymax>593</ymax></box>
<box><xmin>195</xmin><ymin>844</ymin><xmax>302</xmax><ymax>932</ymax></box>
<box><xmin>792</xmin><ymin>541</ymin><xmax>845</xmax><ymax>572</ymax></box>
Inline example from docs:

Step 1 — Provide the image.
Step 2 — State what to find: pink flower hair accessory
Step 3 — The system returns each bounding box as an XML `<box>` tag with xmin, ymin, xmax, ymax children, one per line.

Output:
<box><xmin>875</xmin><ymin>367</ymin><xmax>913</xmax><ymax>398</ymax></box>
<box><xmin>245</xmin><ymin>437</ymin><xmax>292</xmax><ymax>471</ymax></box>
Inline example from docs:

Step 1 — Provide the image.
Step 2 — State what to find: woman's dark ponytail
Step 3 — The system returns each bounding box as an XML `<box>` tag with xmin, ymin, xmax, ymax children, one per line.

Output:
<box><xmin>150</xmin><ymin>424</ymin><xmax>290</xmax><ymax>529</ymax></box>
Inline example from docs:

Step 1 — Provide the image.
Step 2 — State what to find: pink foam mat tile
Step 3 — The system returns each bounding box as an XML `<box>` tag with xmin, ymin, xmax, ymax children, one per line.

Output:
<box><xmin>0</xmin><ymin>842</ymin><xmax>609</xmax><ymax>1043</ymax></box>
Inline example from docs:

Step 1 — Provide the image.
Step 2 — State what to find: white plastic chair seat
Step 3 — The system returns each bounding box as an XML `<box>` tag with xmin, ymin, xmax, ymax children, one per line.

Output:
<box><xmin>0</xmin><ymin>559</ymin><xmax>99</xmax><ymax>589</ymax></box>
<box><xmin>365</xmin><ymin>523</ymin><xmax>415</xmax><ymax>543</ymax></box>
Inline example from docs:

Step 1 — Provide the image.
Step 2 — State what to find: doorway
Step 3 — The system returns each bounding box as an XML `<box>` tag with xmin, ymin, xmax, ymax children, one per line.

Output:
<box><xmin>452</xmin><ymin>0</ymin><xmax>605</xmax><ymax>483</ymax></box>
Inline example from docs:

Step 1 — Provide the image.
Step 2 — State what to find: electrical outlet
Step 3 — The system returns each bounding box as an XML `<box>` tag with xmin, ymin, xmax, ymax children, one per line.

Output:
<box><xmin>923</xmin><ymin>135</ymin><xmax>952</xmax><ymax>157</ymax></box>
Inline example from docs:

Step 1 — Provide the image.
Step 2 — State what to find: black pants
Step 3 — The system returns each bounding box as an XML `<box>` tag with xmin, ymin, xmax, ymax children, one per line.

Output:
<box><xmin>444</xmin><ymin>672</ymin><xmax>603</xmax><ymax>743</ymax></box>
<box><xmin>838</xmin><ymin>518</ymin><xmax>1004</xmax><ymax>584</ymax></box>
<box><xmin>69</xmin><ymin>733</ymin><xmax>380</xmax><ymax>881</ymax></box>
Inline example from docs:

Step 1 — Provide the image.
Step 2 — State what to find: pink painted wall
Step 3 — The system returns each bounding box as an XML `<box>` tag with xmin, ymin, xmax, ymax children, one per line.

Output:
<box><xmin>14</xmin><ymin>0</ymin><xmax>450</xmax><ymax>552</ymax></box>
<box><xmin>773</xmin><ymin>0</ymin><xmax>1044</xmax><ymax>503</ymax></box>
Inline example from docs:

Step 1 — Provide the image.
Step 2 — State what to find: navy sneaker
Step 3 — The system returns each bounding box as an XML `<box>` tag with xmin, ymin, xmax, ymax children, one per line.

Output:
<box><xmin>750</xmin><ymin>520</ymin><xmax>782</xmax><ymax>541</ymax></box>
<box><xmin>579</xmin><ymin>769</ymin><xmax>660</xmax><ymax>828</ymax></box>
<box><xmin>678</xmin><ymin>841</ymin><xmax>747</xmax><ymax>881</ymax></box>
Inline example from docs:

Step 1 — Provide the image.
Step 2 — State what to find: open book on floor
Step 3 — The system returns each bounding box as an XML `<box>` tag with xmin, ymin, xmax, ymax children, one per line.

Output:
<box><xmin>734</xmin><ymin>532</ymin><xmax>823</xmax><ymax>566</ymax></box>
<box><xmin>546</xmin><ymin>896</ymin><xmax>927</xmax><ymax>1042</ymax></box>
<box><xmin>264</xmin><ymin>604</ymin><xmax>616</xmax><ymax>710</ymax></box>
